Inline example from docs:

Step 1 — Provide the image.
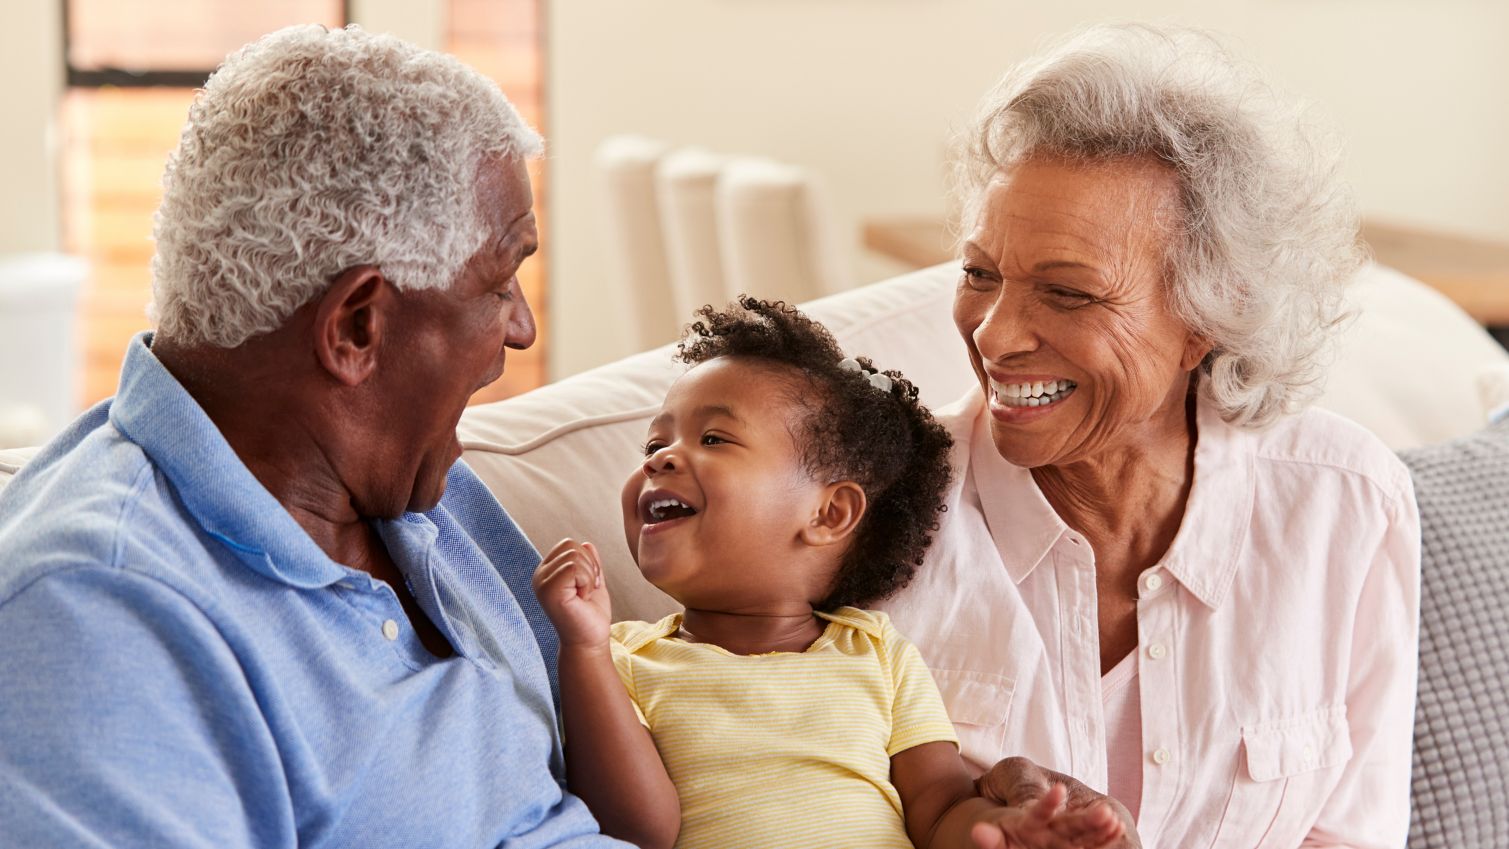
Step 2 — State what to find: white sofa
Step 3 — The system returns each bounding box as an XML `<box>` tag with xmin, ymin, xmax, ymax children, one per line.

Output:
<box><xmin>1</xmin><ymin>262</ymin><xmax>1507</xmax><ymax>622</ymax></box>
<box><xmin>2</xmin><ymin>261</ymin><xmax>1508</xmax><ymax>846</ymax></box>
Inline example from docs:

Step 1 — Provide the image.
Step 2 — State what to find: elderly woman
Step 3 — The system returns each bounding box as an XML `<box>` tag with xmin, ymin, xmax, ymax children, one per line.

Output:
<box><xmin>883</xmin><ymin>25</ymin><xmax>1420</xmax><ymax>849</ymax></box>
<box><xmin>0</xmin><ymin>26</ymin><xmax>629</xmax><ymax>848</ymax></box>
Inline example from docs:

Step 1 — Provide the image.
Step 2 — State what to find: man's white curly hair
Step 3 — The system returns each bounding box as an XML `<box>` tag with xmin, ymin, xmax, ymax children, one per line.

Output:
<box><xmin>957</xmin><ymin>23</ymin><xmax>1364</xmax><ymax>428</ymax></box>
<box><xmin>150</xmin><ymin>24</ymin><xmax>543</xmax><ymax>348</ymax></box>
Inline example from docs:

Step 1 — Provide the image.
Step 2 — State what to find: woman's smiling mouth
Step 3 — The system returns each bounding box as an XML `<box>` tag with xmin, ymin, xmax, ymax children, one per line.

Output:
<box><xmin>990</xmin><ymin>377</ymin><xmax>1078</xmax><ymax>407</ymax></box>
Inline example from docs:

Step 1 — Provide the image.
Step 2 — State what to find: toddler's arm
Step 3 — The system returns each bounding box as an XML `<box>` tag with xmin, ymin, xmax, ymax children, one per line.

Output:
<box><xmin>892</xmin><ymin>742</ymin><xmax>1124</xmax><ymax>849</ymax></box>
<box><xmin>532</xmin><ymin>539</ymin><xmax>680</xmax><ymax>849</ymax></box>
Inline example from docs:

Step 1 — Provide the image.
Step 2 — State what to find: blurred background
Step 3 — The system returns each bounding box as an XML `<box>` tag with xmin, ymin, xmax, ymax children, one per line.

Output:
<box><xmin>2</xmin><ymin>0</ymin><xmax>1506</xmax><ymax>447</ymax></box>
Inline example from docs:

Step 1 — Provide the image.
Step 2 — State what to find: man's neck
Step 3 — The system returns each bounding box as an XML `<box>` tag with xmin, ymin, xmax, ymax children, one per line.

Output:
<box><xmin>151</xmin><ymin>333</ymin><xmax>373</xmax><ymax>567</ymax></box>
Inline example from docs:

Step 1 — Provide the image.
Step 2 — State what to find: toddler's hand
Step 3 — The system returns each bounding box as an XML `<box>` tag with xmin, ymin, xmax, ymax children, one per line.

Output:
<box><xmin>531</xmin><ymin>538</ymin><xmax>612</xmax><ymax>648</ymax></box>
<box><xmin>970</xmin><ymin>783</ymin><xmax>1125</xmax><ymax>849</ymax></box>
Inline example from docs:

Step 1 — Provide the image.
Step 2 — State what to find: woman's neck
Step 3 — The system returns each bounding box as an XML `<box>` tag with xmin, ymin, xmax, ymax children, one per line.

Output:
<box><xmin>678</xmin><ymin>606</ymin><xmax>826</xmax><ymax>655</ymax></box>
<box><xmin>1031</xmin><ymin>393</ymin><xmax>1198</xmax><ymax>570</ymax></box>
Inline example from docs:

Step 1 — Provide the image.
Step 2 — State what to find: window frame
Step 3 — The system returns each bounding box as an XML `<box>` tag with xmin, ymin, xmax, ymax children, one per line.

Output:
<box><xmin>61</xmin><ymin>0</ymin><xmax>351</xmax><ymax>88</ymax></box>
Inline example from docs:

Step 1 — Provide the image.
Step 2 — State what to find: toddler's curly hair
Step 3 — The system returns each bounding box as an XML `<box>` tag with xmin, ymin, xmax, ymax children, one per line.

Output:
<box><xmin>677</xmin><ymin>296</ymin><xmax>954</xmax><ymax>610</ymax></box>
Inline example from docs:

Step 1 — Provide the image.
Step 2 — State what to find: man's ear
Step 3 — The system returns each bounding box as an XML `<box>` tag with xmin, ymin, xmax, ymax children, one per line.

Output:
<box><xmin>800</xmin><ymin>481</ymin><xmax>867</xmax><ymax>547</ymax></box>
<box><xmin>314</xmin><ymin>265</ymin><xmax>392</xmax><ymax>387</ymax></box>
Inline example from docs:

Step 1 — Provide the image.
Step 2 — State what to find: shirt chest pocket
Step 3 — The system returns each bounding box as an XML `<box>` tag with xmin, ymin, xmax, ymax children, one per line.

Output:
<box><xmin>931</xmin><ymin>669</ymin><xmax>1015</xmax><ymax>773</ymax></box>
<box><xmin>1213</xmin><ymin>706</ymin><xmax>1352</xmax><ymax>848</ymax></box>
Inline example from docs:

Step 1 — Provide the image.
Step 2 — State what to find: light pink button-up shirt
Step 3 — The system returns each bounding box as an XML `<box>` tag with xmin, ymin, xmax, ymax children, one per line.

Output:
<box><xmin>882</xmin><ymin>391</ymin><xmax>1420</xmax><ymax>849</ymax></box>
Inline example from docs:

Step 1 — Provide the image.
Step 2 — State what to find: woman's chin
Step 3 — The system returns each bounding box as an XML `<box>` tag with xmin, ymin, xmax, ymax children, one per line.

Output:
<box><xmin>987</xmin><ymin>423</ymin><xmax>1064</xmax><ymax>470</ymax></box>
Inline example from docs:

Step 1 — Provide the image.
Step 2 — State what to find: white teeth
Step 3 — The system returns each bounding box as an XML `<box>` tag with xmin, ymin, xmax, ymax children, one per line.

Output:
<box><xmin>647</xmin><ymin>497</ymin><xmax>694</xmax><ymax>522</ymax></box>
<box><xmin>990</xmin><ymin>378</ymin><xmax>1078</xmax><ymax>408</ymax></box>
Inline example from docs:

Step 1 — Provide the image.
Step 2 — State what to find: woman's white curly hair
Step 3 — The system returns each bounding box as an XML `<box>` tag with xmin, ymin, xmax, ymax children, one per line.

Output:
<box><xmin>150</xmin><ymin>24</ymin><xmax>543</xmax><ymax>348</ymax></box>
<box><xmin>957</xmin><ymin>23</ymin><xmax>1364</xmax><ymax>428</ymax></box>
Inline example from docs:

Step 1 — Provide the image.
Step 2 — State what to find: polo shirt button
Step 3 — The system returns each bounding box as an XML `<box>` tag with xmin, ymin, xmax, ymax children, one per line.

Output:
<box><xmin>382</xmin><ymin>619</ymin><xmax>399</xmax><ymax>641</ymax></box>
<box><xmin>1152</xmin><ymin>747</ymin><xmax>1171</xmax><ymax>765</ymax></box>
<box><xmin>1147</xmin><ymin>643</ymin><xmax>1168</xmax><ymax>660</ymax></box>
<box><xmin>1142</xmin><ymin>572</ymin><xmax>1164</xmax><ymax>593</ymax></box>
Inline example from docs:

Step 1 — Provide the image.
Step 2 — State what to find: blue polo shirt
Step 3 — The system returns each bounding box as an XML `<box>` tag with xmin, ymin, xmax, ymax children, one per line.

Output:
<box><xmin>0</xmin><ymin>334</ymin><xmax>624</xmax><ymax>848</ymax></box>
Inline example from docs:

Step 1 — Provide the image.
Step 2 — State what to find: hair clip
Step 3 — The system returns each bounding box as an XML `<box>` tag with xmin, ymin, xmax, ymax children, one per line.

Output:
<box><xmin>839</xmin><ymin>356</ymin><xmax>894</xmax><ymax>393</ymax></box>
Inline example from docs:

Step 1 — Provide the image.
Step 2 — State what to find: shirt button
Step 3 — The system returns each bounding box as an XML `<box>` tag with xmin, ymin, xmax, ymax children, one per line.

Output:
<box><xmin>1303</xmin><ymin>745</ymin><xmax>1316</xmax><ymax>761</ymax></box>
<box><xmin>1147</xmin><ymin>643</ymin><xmax>1168</xmax><ymax>660</ymax></box>
<box><xmin>382</xmin><ymin>619</ymin><xmax>400</xmax><ymax>641</ymax></box>
<box><xmin>1142</xmin><ymin>572</ymin><xmax>1165</xmax><ymax>593</ymax></box>
<box><xmin>1152</xmin><ymin>747</ymin><xmax>1171</xmax><ymax>765</ymax></box>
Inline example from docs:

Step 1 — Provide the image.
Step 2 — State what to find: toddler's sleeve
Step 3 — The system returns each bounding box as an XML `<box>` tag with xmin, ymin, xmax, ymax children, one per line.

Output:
<box><xmin>608</xmin><ymin>628</ymin><xmax>650</xmax><ymax>728</ymax></box>
<box><xmin>883</xmin><ymin>619</ymin><xmax>961</xmax><ymax>757</ymax></box>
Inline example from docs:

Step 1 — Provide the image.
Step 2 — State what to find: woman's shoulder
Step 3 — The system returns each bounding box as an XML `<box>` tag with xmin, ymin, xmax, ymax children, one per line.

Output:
<box><xmin>1233</xmin><ymin>405</ymin><xmax>1413</xmax><ymax>507</ymax></box>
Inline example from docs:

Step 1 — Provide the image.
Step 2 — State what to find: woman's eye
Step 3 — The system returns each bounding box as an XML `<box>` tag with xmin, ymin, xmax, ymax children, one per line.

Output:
<box><xmin>1048</xmin><ymin>286</ymin><xmax>1093</xmax><ymax>304</ymax></box>
<box><xmin>961</xmin><ymin>266</ymin><xmax>997</xmax><ymax>291</ymax></box>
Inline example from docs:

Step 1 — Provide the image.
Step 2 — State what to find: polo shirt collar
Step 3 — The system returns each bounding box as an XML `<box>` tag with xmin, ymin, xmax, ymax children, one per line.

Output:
<box><xmin>109</xmin><ymin>332</ymin><xmax>347</xmax><ymax>589</ymax></box>
<box><xmin>968</xmin><ymin>391</ymin><xmax>1253</xmax><ymax>609</ymax></box>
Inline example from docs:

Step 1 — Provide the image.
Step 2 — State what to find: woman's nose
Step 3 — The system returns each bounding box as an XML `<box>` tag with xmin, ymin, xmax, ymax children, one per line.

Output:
<box><xmin>973</xmin><ymin>288</ymin><xmax>1039</xmax><ymax>362</ymax></box>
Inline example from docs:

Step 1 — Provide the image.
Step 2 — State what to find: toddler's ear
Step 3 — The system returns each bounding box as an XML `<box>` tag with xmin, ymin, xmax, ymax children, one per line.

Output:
<box><xmin>800</xmin><ymin>481</ymin><xmax>866</xmax><ymax>548</ymax></box>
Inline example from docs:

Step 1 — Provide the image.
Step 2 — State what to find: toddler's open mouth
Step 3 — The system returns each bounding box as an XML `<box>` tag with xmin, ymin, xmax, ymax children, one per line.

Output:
<box><xmin>640</xmin><ymin>490</ymin><xmax>700</xmax><ymax>525</ymax></box>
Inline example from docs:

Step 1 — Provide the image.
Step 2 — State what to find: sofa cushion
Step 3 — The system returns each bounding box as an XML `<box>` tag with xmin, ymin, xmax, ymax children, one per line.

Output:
<box><xmin>1399</xmin><ymin>418</ymin><xmax>1509</xmax><ymax>847</ymax></box>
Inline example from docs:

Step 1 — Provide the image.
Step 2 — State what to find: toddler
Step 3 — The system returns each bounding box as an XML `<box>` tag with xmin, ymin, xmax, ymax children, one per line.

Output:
<box><xmin>533</xmin><ymin>297</ymin><xmax>1124</xmax><ymax>849</ymax></box>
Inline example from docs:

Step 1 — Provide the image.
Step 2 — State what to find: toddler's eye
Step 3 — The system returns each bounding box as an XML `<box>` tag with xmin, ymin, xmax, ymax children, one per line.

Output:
<box><xmin>642</xmin><ymin>440</ymin><xmax>666</xmax><ymax>456</ymax></box>
<box><xmin>700</xmin><ymin>434</ymin><xmax>726</xmax><ymax>446</ymax></box>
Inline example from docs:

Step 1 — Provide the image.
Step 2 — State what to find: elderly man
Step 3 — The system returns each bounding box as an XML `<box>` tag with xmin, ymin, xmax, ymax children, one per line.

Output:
<box><xmin>0</xmin><ymin>26</ymin><xmax>626</xmax><ymax>848</ymax></box>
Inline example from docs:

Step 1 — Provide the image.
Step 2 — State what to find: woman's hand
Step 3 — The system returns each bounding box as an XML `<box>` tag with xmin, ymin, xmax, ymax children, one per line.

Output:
<box><xmin>978</xmin><ymin>757</ymin><xmax>1140</xmax><ymax>849</ymax></box>
<box><xmin>970</xmin><ymin>783</ymin><xmax>1125</xmax><ymax>849</ymax></box>
<box><xmin>531</xmin><ymin>538</ymin><xmax>611</xmax><ymax>648</ymax></box>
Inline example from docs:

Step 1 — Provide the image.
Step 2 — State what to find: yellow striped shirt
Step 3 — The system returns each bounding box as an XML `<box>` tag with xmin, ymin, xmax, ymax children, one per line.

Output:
<box><xmin>609</xmin><ymin>607</ymin><xmax>959</xmax><ymax>849</ymax></box>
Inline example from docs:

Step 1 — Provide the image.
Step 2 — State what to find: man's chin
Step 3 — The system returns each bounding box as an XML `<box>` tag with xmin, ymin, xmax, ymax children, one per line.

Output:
<box><xmin>406</xmin><ymin>476</ymin><xmax>448</xmax><ymax>514</ymax></box>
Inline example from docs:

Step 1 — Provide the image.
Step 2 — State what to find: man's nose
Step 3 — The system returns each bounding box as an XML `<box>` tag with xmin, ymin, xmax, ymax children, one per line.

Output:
<box><xmin>506</xmin><ymin>284</ymin><xmax>537</xmax><ymax>350</ymax></box>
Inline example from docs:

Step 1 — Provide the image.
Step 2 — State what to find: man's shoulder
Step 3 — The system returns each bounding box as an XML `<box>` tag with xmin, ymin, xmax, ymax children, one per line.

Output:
<box><xmin>0</xmin><ymin>424</ymin><xmax>207</xmax><ymax>605</ymax></box>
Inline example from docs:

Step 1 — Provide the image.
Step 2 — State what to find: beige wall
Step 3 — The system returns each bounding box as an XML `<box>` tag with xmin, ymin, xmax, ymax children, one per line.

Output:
<box><xmin>0</xmin><ymin>4</ymin><xmax>63</xmax><ymax>254</ymax></box>
<box><xmin>546</xmin><ymin>0</ymin><xmax>1509</xmax><ymax>377</ymax></box>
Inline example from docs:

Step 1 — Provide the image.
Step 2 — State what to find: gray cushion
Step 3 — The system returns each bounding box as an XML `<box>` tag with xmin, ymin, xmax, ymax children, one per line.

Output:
<box><xmin>1399</xmin><ymin>417</ymin><xmax>1509</xmax><ymax>847</ymax></box>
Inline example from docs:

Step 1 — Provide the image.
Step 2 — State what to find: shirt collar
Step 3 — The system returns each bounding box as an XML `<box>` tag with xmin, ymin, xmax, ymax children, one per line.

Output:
<box><xmin>109</xmin><ymin>332</ymin><xmax>348</xmax><ymax>588</ymax></box>
<box><xmin>967</xmin><ymin>391</ymin><xmax>1254</xmax><ymax>609</ymax></box>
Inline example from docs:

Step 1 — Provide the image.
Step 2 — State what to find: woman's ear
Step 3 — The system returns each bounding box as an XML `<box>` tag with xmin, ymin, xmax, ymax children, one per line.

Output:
<box><xmin>800</xmin><ymin>481</ymin><xmax>867</xmax><ymax>548</ymax></box>
<box><xmin>1181</xmin><ymin>331</ymin><xmax>1215</xmax><ymax>372</ymax></box>
<box><xmin>314</xmin><ymin>265</ymin><xmax>391</xmax><ymax>386</ymax></box>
